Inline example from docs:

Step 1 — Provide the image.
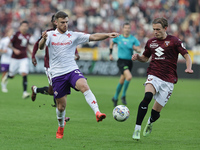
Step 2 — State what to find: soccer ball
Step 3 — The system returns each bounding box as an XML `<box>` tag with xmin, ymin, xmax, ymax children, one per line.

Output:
<box><xmin>113</xmin><ymin>105</ymin><xmax>130</xmax><ymax>122</ymax></box>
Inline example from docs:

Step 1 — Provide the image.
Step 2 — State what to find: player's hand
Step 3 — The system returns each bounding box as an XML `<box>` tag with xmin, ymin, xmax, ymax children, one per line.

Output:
<box><xmin>42</xmin><ymin>31</ymin><xmax>48</xmax><ymax>40</ymax></box>
<box><xmin>13</xmin><ymin>48</ymin><xmax>21</xmax><ymax>55</ymax></box>
<box><xmin>185</xmin><ymin>68</ymin><xmax>194</xmax><ymax>74</ymax></box>
<box><xmin>132</xmin><ymin>54</ymin><xmax>139</xmax><ymax>61</ymax></box>
<box><xmin>109</xmin><ymin>33</ymin><xmax>119</xmax><ymax>38</ymax></box>
<box><xmin>109</xmin><ymin>54</ymin><xmax>113</xmax><ymax>61</ymax></box>
<box><xmin>32</xmin><ymin>57</ymin><xmax>37</xmax><ymax>66</ymax></box>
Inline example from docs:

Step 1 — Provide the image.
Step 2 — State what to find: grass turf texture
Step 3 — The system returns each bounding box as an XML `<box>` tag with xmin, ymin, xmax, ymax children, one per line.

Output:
<box><xmin>0</xmin><ymin>74</ymin><xmax>199</xmax><ymax>150</ymax></box>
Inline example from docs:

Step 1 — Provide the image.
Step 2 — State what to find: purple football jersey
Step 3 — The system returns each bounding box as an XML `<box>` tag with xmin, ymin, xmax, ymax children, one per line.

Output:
<box><xmin>143</xmin><ymin>35</ymin><xmax>188</xmax><ymax>83</ymax></box>
<box><xmin>11</xmin><ymin>31</ymin><xmax>30</xmax><ymax>59</ymax></box>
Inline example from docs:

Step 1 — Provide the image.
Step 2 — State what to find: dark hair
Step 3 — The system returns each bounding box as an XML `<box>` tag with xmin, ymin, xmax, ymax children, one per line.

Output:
<box><xmin>20</xmin><ymin>20</ymin><xmax>28</xmax><ymax>26</ymax></box>
<box><xmin>152</xmin><ymin>17</ymin><xmax>168</xmax><ymax>28</ymax></box>
<box><xmin>51</xmin><ymin>14</ymin><xmax>55</xmax><ymax>23</ymax></box>
<box><xmin>55</xmin><ymin>11</ymin><xmax>68</xmax><ymax>20</ymax></box>
<box><xmin>123</xmin><ymin>22</ymin><xmax>130</xmax><ymax>27</ymax></box>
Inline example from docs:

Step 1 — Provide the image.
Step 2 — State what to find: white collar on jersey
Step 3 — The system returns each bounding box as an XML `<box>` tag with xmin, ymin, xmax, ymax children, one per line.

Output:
<box><xmin>55</xmin><ymin>29</ymin><xmax>69</xmax><ymax>35</ymax></box>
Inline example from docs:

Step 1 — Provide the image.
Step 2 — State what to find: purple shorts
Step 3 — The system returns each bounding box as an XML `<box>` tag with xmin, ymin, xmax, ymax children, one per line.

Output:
<box><xmin>1</xmin><ymin>64</ymin><xmax>9</xmax><ymax>72</ymax></box>
<box><xmin>52</xmin><ymin>69</ymin><xmax>86</xmax><ymax>99</ymax></box>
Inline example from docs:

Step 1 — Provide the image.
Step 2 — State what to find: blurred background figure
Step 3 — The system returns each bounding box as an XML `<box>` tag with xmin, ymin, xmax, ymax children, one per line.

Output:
<box><xmin>0</xmin><ymin>29</ymin><xmax>14</xmax><ymax>92</ymax></box>
<box><xmin>109</xmin><ymin>22</ymin><xmax>141</xmax><ymax>107</ymax></box>
<box><xmin>2</xmin><ymin>21</ymin><xmax>32</xmax><ymax>99</ymax></box>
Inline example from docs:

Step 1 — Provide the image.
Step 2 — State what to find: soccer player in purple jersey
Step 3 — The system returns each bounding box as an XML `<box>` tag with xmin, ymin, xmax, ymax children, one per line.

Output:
<box><xmin>2</xmin><ymin>21</ymin><xmax>32</xmax><ymax>99</ymax></box>
<box><xmin>31</xmin><ymin>14</ymin><xmax>71</xmax><ymax>122</ymax></box>
<box><xmin>132</xmin><ymin>17</ymin><xmax>193</xmax><ymax>140</ymax></box>
<box><xmin>31</xmin><ymin>14</ymin><xmax>80</xmax><ymax>109</ymax></box>
<box><xmin>39</xmin><ymin>11</ymin><xmax>119</xmax><ymax>139</ymax></box>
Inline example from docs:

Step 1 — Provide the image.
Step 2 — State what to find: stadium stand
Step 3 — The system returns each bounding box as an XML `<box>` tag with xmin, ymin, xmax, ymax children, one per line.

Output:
<box><xmin>0</xmin><ymin>0</ymin><xmax>199</xmax><ymax>59</ymax></box>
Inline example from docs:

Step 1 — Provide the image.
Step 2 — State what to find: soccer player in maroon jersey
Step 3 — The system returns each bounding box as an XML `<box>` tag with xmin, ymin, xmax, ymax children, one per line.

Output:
<box><xmin>2</xmin><ymin>21</ymin><xmax>32</xmax><ymax>99</ymax></box>
<box><xmin>132</xmin><ymin>17</ymin><xmax>193</xmax><ymax>140</ymax></box>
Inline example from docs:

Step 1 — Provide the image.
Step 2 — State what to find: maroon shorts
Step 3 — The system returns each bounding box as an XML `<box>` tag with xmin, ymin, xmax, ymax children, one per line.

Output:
<box><xmin>52</xmin><ymin>69</ymin><xmax>86</xmax><ymax>99</ymax></box>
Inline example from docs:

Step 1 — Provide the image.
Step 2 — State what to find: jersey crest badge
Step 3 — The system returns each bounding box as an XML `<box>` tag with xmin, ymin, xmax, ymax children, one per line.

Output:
<box><xmin>164</xmin><ymin>41</ymin><xmax>170</xmax><ymax>47</ymax></box>
<box><xmin>66</xmin><ymin>33</ymin><xmax>71</xmax><ymax>38</ymax></box>
<box><xmin>54</xmin><ymin>91</ymin><xmax>58</xmax><ymax>96</ymax></box>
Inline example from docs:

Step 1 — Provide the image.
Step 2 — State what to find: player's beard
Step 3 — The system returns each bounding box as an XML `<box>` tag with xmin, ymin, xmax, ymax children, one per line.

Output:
<box><xmin>59</xmin><ymin>26</ymin><xmax>67</xmax><ymax>33</ymax></box>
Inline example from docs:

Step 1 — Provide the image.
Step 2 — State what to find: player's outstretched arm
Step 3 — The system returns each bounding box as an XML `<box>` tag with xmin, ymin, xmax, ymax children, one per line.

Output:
<box><xmin>184</xmin><ymin>53</ymin><xmax>194</xmax><ymax>74</ymax></box>
<box><xmin>89</xmin><ymin>32</ymin><xmax>119</xmax><ymax>41</ymax></box>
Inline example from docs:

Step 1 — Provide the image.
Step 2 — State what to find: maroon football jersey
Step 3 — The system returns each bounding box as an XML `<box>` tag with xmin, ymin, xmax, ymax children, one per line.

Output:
<box><xmin>11</xmin><ymin>31</ymin><xmax>30</xmax><ymax>59</ymax></box>
<box><xmin>143</xmin><ymin>35</ymin><xmax>188</xmax><ymax>83</ymax></box>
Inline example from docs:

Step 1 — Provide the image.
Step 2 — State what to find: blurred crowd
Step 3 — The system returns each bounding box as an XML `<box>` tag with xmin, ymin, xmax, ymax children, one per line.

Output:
<box><xmin>0</xmin><ymin>0</ymin><xmax>200</xmax><ymax>50</ymax></box>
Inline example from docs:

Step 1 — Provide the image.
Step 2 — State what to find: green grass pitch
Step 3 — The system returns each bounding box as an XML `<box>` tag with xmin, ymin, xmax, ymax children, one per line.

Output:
<box><xmin>0</xmin><ymin>74</ymin><xmax>200</xmax><ymax>150</ymax></box>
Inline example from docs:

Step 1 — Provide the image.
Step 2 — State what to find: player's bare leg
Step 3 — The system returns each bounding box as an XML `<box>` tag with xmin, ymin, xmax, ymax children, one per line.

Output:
<box><xmin>1</xmin><ymin>72</ymin><xmax>8</xmax><ymax>92</ymax></box>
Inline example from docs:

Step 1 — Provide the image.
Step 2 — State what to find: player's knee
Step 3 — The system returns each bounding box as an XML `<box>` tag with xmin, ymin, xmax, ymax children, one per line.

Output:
<box><xmin>56</xmin><ymin>97</ymin><xmax>66</xmax><ymax>112</ymax></box>
<box><xmin>22</xmin><ymin>73</ymin><xmax>27</xmax><ymax>77</ymax></box>
<box><xmin>78</xmin><ymin>84</ymin><xmax>89</xmax><ymax>93</ymax></box>
<box><xmin>142</xmin><ymin>92</ymin><xmax>153</xmax><ymax>105</ymax></box>
<box><xmin>126</xmin><ymin>75</ymin><xmax>132</xmax><ymax>81</ymax></box>
<box><xmin>75</xmin><ymin>78</ymin><xmax>89</xmax><ymax>92</ymax></box>
<box><xmin>151</xmin><ymin>109</ymin><xmax>160</xmax><ymax>122</ymax></box>
<box><xmin>124</xmin><ymin>72</ymin><xmax>132</xmax><ymax>81</ymax></box>
<box><xmin>57</xmin><ymin>104</ymin><xmax>65</xmax><ymax>112</ymax></box>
